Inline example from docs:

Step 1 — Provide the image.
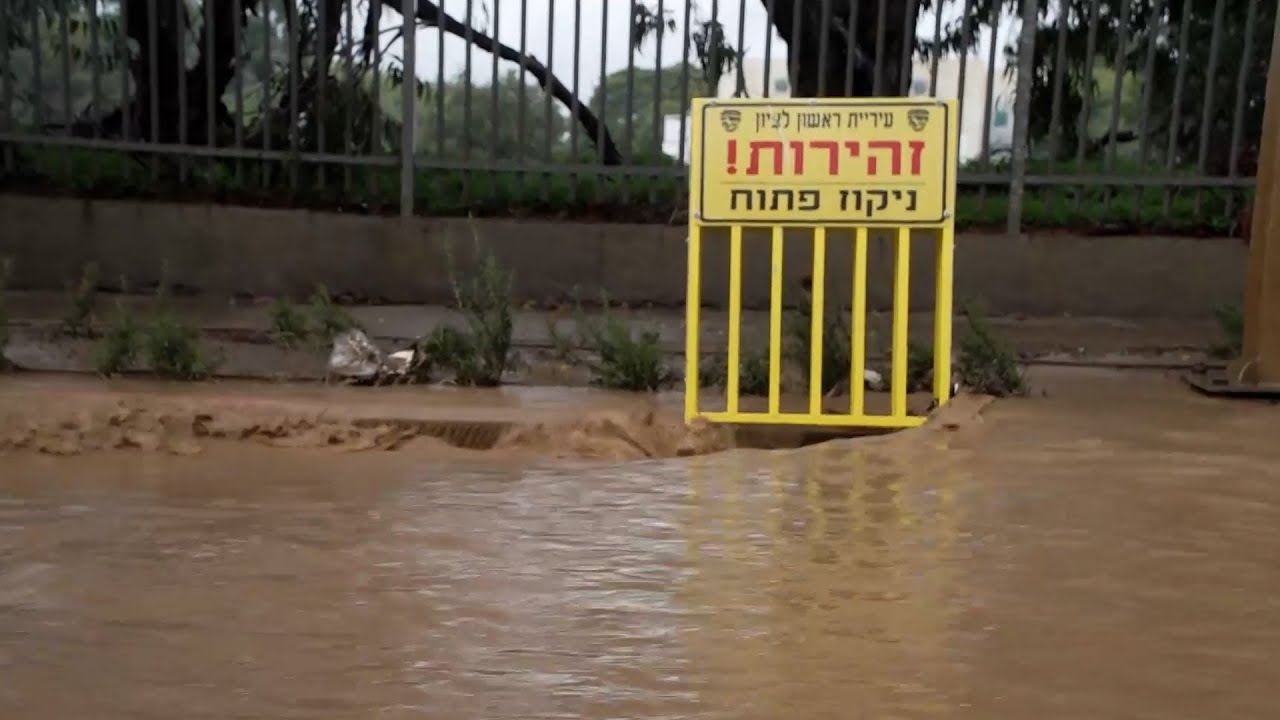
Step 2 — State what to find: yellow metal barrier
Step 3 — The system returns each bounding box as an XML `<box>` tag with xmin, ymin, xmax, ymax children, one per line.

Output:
<box><xmin>685</xmin><ymin>98</ymin><xmax>959</xmax><ymax>429</ymax></box>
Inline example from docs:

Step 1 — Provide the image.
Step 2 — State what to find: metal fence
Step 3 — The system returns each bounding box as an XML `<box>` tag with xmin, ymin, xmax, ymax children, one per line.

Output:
<box><xmin>0</xmin><ymin>0</ymin><xmax>1273</xmax><ymax>234</ymax></box>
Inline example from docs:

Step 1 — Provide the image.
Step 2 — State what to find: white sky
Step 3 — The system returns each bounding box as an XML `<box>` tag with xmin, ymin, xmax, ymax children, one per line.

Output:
<box><xmin>378</xmin><ymin>0</ymin><xmax>1020</xmax><ymax>97</ymax></box>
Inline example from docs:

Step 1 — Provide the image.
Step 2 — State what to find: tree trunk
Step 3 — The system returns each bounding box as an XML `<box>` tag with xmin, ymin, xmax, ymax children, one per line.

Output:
<box><xmin>403</xmin><ymin>0</ymin><xmax>623</xmax><ymax>164</ymax></box>
<box><xmin>100</xmin><ymin>0</ymin><xmax>251</xmax><ymax>143</ymax></box>
<box><xmin>763</xmin><ymin>0</ymin><xmax>915</xmax><ymax>98</ymax></box>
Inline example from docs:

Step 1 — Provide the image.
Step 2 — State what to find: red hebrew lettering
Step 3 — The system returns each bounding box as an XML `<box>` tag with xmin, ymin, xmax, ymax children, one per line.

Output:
<box><xmin>908</xmin><ymin>140</ymin><xmax>925</xmax><ymax>176</ymax></box>
<box><xmin>747</xmin><ymin>140</ymin><xmax>784</xmax><ymax>175</ymax></box>
<box><xmin>867</xmin><ymin>140</ymin><xmax>902</xmax><ymax>176</ymax></box>
<box><xmin>844</xmin><ymin>140</ymin><xmax>860</xmax><ymax>161</ymax></box>
<box><xmin>811</xmin><ymin>140</ymin><xmax>840</xmax><ymax>175</ymax></box>
<box><xmin>788</xmin><ymin>141</ymin><xmax>806</xmax><ymax>174</ymax></box>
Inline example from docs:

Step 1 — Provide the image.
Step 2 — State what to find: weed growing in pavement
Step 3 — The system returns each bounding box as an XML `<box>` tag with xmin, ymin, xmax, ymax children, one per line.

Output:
<box><xmin>418</xmin><ymin>228</ymin><xmax>514</xmax><ymax>386</ymax></box>
<box><xmin>698</xmin><ymin>350</ymin><xmax>771</xmax><ymax>397</ymax></box>
<box><xmin>955</xmin><ymin>301</ymin><xmax>1028</xmax><ymax>397</ymax></box>
<box><xmin>62</xmin><ymin>262</ymin><xmax>99</xmax><ymax>337</ymax></box>
<box><xmin>573</xmin><ymin>291</ymin><xmax>675</xmax><ymax>392</ymax></box>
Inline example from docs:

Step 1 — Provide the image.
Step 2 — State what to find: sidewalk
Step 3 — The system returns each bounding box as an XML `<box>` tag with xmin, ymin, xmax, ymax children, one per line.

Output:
<box><xmin>4</xmin><ymin>290</ymin><xmax>1220</xmax><ymax>363</ymax></box>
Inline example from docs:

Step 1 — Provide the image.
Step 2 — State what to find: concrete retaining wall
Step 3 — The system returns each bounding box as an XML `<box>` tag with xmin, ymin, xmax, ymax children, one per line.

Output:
<box><xmin>0</xmin><ymin>194</ymin><xmax>1246</xmax><ymax>317</ymax></box>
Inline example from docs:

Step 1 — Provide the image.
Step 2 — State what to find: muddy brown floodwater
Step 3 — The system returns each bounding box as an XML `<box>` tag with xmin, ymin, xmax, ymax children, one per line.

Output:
<box><xmin>2</xmin><ymin>368</ymin><xmax>1279</xmax><ymax>719</ymax></box>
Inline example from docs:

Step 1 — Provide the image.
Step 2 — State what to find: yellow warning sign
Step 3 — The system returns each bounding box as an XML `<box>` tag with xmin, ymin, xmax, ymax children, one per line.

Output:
<box><xmin>690</xmin><ymin>98</ymin><xmax>957</xmax><ymax>226</ymax></box>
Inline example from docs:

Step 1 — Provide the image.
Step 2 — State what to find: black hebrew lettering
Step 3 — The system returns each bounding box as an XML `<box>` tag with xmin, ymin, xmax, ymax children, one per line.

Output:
<box><xmin>845</xmin><ymin>110</ymin><xmax>896</xmax><ymax>129</ymax></box>
<box><xmin>839</xmin><ymin>188</ymin><xmax>920</xmax><ymax>218</ymax></box>
<box><xmin>797</xmin><ymin>112</ymin><xmax>840</xmax><ymax>130</ymax></box>
<box><xmin>727</xmin><ymin>187</ymin><xmax>824</xmax><ymax>214</ymax></box>
<box><xmin>754</xmin><ymin>110</ymin><xmax>792</xmax><ymax>131</ymax></box>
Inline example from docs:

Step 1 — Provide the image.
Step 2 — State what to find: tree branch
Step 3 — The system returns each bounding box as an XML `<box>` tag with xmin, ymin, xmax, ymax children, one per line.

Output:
<box><xmin>402</xmin><ymin>0</ymin><xmax>623</xmax><ymax>165</ymax></box>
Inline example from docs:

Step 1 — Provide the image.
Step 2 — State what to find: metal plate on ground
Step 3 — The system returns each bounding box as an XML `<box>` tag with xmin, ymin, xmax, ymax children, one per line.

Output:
<box><xmin>1184</xmin><ymin>370</ymin><xmax>1280</xmax><ymax>399</ymax></box>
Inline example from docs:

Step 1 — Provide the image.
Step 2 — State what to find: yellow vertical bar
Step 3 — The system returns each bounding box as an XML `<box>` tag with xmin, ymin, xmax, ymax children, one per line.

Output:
<box><xmin>685</xmin><ymin>224</ymin><xmax>703</xmax><ymax>422</ymax></box>
<box><xmin>727</xmin><ymin>225</ymin><xmax>743</xmax><ymax>414</ymax></box>
<box><xmin>808</xmin><ymin>227</ymin><xmax>827</xmax><ymax>416</ymax></box>
<box><xmin>768</xmin><ymin>226</ymin><xmax>784</xmax><ymax>414</ymax></box>
<box><xmin>933</xmin><ymin>221</ymin><xmax>955</xmax><ymax>405</ymax></box>
<box><xmin>850</xmin><ymin>227</ymin><xmax>869</xmax><ymax>416</ymax></box>
<box><xmin>891</xmin><ymin>226</ymin><xmax>911</xmax><ymax>418</ymax></box>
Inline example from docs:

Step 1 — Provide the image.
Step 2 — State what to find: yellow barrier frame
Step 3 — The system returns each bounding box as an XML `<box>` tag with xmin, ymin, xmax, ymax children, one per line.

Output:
<box><xmin>684</xmin><ymin>97</ymin><xmax>959</xmax><ymax>429</ymax></box>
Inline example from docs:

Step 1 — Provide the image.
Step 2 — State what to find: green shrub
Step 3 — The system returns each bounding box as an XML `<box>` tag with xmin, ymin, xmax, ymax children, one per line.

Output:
<box><xmin>699</xmin><ymin>351</ymin><xmax>771</xmax><ymax>396</ymax></box>
<box><xmin>906</xmin><ymin>341</ymin><xmax>935</xmax><ymax>393</ymax></box>
<box><xmin>575</xmin><ymin>293</ymin><xmax>674</xmax><ymax>392</ymax></box>
<box><xmin>8</xmin><ymin>145</ymin><xmax>1243</xmax><ymax>236</ymax></box>
<box><xmin>419</xmin><ymin>230</ymin><xmax>515</xmax><ymax>386</ymax></box>
<box><xmin>268</xmin><ymin>297</ymin><xmax>313</xmax><ymax>346</ymax></box>
<box><xmin>307</xmin><ymin>284</ymin><xmax>359</xmax><ymax>341</ymax></box>
<box><xmin>786</xmin><ymin>285</ymin><xmax>852</xmax><ymax>394</ymax></box>
<box><xmin>94</xmin><ymin>297</ymin><xmax>140</xmax><ymax>376</ymax></box>
<box><xmin>63</xmin><ymin>262</ymin><xmax>99</xmax><ymax>337</ymax></box>
<box><xmin>142</xmin><ymin>305</ymin><xmax>214</xmax><ymax>380</ymax></box>
<box><xmin>955</xmin><ymin>301</ymin><xmax>1028</xmax><ymax>397</ymax></box>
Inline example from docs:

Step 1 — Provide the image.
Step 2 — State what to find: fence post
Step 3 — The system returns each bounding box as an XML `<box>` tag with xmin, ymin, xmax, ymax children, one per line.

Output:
<box><xmin>399</xmin><ymin>0</ymin><xmax>417</xmax><ymax>217</ymax></box>
<box><xmin>1237</xmin><ymin>1</ymin><xmax>1280</xmax><ymax>384</ymax></box>
<box><xmin>1006</xmin><ymin>0</ymin><xmax>1040</xmax><ymax>235</ymax></box>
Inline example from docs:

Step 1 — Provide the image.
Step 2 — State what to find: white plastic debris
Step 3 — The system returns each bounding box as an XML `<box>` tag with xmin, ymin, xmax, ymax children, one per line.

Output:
<box><xmin>327</xmin><ymin>329</ymin><xmax>384</xmax><ymax>381</ymax></box>
<box><xmin>384</xmin><ymin>349</ymin><xmax>415</xmax><ymax>375</ymax></box>
<box><xmin>863</xmin><ymin>368</ymin><xmax>885</xmax><ymax>391</ymax></box>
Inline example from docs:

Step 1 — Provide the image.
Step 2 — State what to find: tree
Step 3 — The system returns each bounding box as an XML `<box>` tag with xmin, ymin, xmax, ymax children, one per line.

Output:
<box><xmin>413</xmin><ymin>70</ymin><xmax>571</xmax><ymax>159</ymax></box>
<box><xmin>588</xmin><ymin>63</ymin><xmax>710</xmax><ymax>158</ymax></box>
<box><xmin>633</xmin><ymin>0</ymin><xmax>922</xmax><ymax>99</ymax></box>
<box><xmin>2</xmin><ymin>0</ymin><xmax>618</xmax><ymax>162</ymax></box>
<box><xmin>1008</xmin><ymin>0</ymin><xmax>1273</xmax><ymax>171</ymax></box>
<box><xmin>634</xmin><ymin>0</ymin><xmax>1270</xmax><ymax>173</ymax></box>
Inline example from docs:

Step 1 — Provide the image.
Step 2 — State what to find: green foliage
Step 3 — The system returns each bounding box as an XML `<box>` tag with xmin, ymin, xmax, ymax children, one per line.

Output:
<box><xmin>141</xmin><ymin>305</ymin><xmax>214</xmax><ymax>380</ymax></box>
<box><xmin>92</xmin><ymin>271</ymin><xmax>214</xmax><ymax>379</ymax></box>
<box><xmin>786</xmin><ymin>286</ymin><xmax>852</xmax><ymax>395</ymax></box>
<box><xmin>62</xmin><ymin>262</ymin><xmax>99</xmax><ymax>337</ymax></box>
<box><xmin>1010</xmin><ymin>0</ymin><xmax>1270</xmax><ymax>170</ymax></box>
<box><xmin>268</xmin><ymin>297</ymin><xmax>313</xmax><ymax>346</ymax></box>
<box><xmin>418</xmin><ymin>233</ymin><xmax>515</xmax><ymax>386</ymax></box>
<box><xmin>955</xmin><ymin>301</ymin><xmax>1028</xmax><ymax>398</ymax></box>
<box><xmin>307</xmin><ymin>285</ymin><xmax>358</xmax><ymax>342</ymax></box>
<box><xmin>94</xmin><ymin>297</ymin><xmax>140</xmax><ymax>377</ymax></box>
<box><xmin>7</xmin><ymin>144</ymin><xmax>1241</xmax><ymax>235</ymax></box>
<box><xmin>574</xmin><ymin>293</ymin><xmax>675</xmax><ymax>392</ymax></box>
<box><xmin>415</xmin><ymin>71</ymin><xmax>574</xmax><ymax>161</ymax></box>
<box><xmin>905</xmin><ymin>341</ymin><xmax>934</xmax><ymax>394</ymax></box>
<box><xmin>1210</xmin><ymin>303</ymin><xmax>1244</xmax><ymax>359</ymax></box>
<box><xmin>588</xmin><ymin>63</ymin><xmax>713</xmax><ymax>158</ymax></box>
<box><xmin>417</xmin><ymin>325</ymin><xmax>473</xmax><ymax>383</ymax></box>
<box><xmin>699</xmin><ymin>350</ymin><xmax>771</xmax><ymax>397</ymax></box>
<box><xmin>265</xmin><ymin>289</ymin><xmax>363</xmax><ymax>348</ymax></box>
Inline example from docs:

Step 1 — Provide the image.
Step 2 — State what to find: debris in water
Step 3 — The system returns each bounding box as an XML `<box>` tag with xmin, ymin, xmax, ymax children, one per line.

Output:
<box><xmin>327</xmin><ymin>329</ymin><xmax>385</xmax><ymax>382</ymax></box>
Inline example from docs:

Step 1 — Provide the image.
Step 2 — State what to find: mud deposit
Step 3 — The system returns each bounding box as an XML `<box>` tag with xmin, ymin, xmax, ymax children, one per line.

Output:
<box><xmin>0</xmin><ymin>389</ymin><xmax>737</xmax><ymax>461</ymax></box>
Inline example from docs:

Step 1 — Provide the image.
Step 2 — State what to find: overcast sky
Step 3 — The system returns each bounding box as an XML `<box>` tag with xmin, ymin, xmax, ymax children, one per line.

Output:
<box><xmin>382</xmin><ymin>0</ymin><xmax>1019</xmax><ymax>96</ymax></box>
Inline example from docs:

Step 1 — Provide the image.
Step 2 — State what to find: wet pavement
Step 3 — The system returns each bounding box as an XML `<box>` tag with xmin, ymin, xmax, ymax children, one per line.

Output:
<box><xmin>5</xmin><ymin>290</ymin><xmax>1219</xmax><ymax>360</ymax></box>
<box><xmin>1</xmin><ymin>368</ymin><xmax>1278</xmax><ymax>719</ymax></box>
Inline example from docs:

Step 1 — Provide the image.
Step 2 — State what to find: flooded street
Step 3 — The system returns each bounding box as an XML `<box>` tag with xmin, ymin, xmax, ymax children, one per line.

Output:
<box><xmin>2</xmin><ymin>369</ymin><xmax>1279</xmax><ymax>719</ymax></box>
